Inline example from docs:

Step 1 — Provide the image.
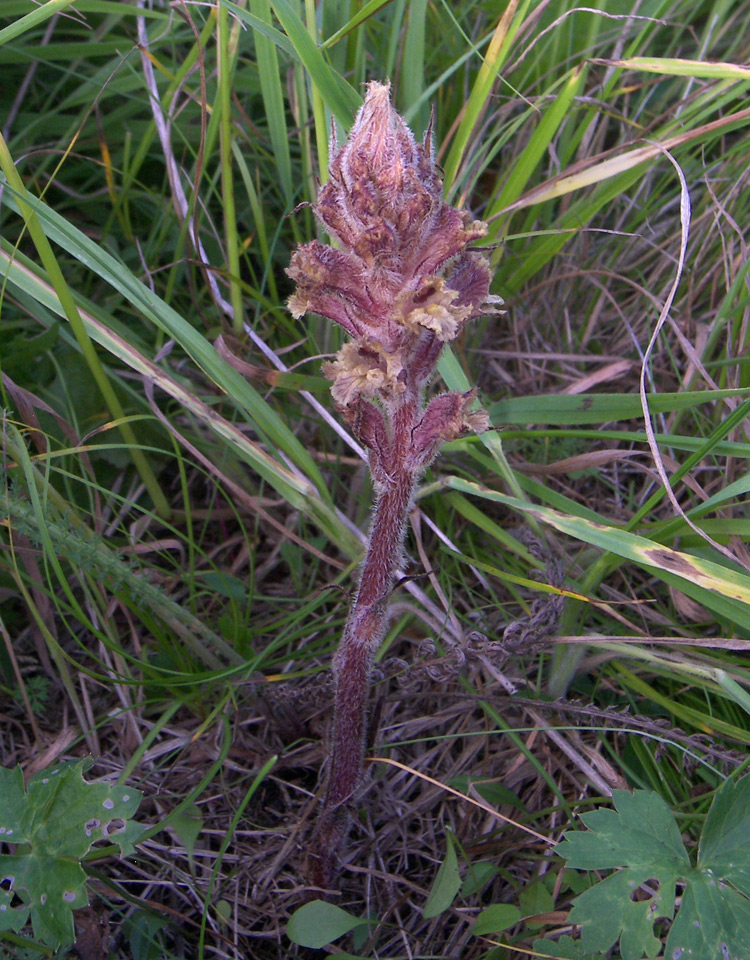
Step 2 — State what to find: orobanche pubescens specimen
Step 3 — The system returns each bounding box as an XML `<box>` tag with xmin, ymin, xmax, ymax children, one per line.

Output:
<box><xmin>287</xmin><ymin>81</ymin><xmax>500</xmax><ymax>888</ymax></box>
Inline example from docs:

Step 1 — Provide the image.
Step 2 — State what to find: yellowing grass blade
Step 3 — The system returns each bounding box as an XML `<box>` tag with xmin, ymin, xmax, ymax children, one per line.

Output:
<box><xmin>445</xmin><ymin>477</ymin><xmax>750</xmax><ymax>613</ymax></box>
<box><xmin>495</xmin><ymin>104</ymin><xmax>750</xmax><ymax>215</ymax></box>
<box><xmin>594</xmin><ymin>57</ymin><xmax>750</xmax><ymax>81</ymax></box>
<box><xmin>0</xmin><ymin>247</ymin><xmax>357</xmax><ymax>557</ymax></box>
<box><xmin>486</xmin><ymin>66</ymin><xmax>586</xmax><ymax>235</ymax></box>
<box><xmin>442</xmin><ymin>0</ymin><xmax>530</xmax><ymax>190</ymax></box>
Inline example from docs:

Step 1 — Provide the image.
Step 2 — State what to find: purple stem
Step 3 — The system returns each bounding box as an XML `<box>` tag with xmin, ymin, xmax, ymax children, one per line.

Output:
<box><xmin>308</xmin><ymin>398</ymin><xmax>419</xmax><ymax>889</ymax></box>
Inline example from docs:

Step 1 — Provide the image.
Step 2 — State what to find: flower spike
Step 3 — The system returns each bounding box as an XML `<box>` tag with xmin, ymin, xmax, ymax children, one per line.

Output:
<box><xmin>286</xmin><ymin>81</ymin><xmax>499</xmax><ymax>890</ymax></box>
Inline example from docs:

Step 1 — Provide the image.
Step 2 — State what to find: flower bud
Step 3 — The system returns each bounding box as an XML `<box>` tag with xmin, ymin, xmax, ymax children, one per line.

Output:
<box><xmin>406</xmin><ymin>389</ymin><xmax>490</xmax><ymax>471</ymax></box>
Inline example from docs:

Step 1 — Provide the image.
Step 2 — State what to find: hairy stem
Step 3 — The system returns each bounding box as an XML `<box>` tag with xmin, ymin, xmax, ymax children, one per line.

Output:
<box><xmin>308</xmin><ymin>401</ymin><xmax>418</xmax><ymax>888</ymax></box>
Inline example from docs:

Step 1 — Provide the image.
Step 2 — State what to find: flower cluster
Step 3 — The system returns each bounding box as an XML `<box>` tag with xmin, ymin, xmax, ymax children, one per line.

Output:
<box><xmin>287</xmin><ymin>81</ymin><xmax>499</xmax><ymax>465</ymax></box>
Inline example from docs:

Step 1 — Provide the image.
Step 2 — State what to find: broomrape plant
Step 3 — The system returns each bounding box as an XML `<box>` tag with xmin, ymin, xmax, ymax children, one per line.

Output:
<box><xmin>287</xmin><ymin>82</ymin><xmax>501</xmax><ymax>889</ymax></box>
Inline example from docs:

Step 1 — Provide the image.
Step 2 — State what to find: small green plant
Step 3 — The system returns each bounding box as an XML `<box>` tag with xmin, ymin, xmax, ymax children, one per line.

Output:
<box><xmin>286</xmin><ymin>899</ymin><xmax>370</xmax><ymax>951</ymax></box>
<box><xmin>0</xmin><ymin>760</ymin><xmax>142</xmax><ymax>951</ymax></box>
<box><xmin>541</xmin><ymin>778</ymin><xmax>750</xmax><ymax>960</ymax></box>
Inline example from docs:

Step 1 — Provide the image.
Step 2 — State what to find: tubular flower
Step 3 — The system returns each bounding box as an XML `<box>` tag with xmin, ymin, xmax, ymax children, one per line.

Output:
<box><xmin>287</xmin><ymin>80</ymin><xmax>501</xmax><ymax>417</ymax></box>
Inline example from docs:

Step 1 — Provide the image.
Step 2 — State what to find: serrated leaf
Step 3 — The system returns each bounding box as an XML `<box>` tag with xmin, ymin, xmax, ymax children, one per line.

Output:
<box><xmin>558</xmin><ymin>789</ymin><xmax>689</xmax><ymax>872</ymax></box>
<box><xmin>0</xmin><ymin>880</ymin><xmax>30</xmax><ymax>934</ymax></box>
<box><xmin>665</xmin><ymin>871</ymin><xmax>750</xmax><ymax>959</ymax></box>
<box><xmin>0</xmin><ymin>856</ymin><xmax>87</xmax><ymax>947</ymax></box>
<box><xmin>286</xmin><ymin>900</ymin><xmax>362</xmax><ymax>948</ymax></box>
<box><xmin>0</xmin><ymin>760</ymin><xmax>143</xmax><ymax>948</ymax></box>
<box><xmin>532</xmin><ymin>935</ymin><xmax>598</xmax><ymax>958</ymax></box>
<box><xmin>698</xmin><ymin>775</ymin><xmax>750</xmax><ymax>897</ymax></box>
<box><xmin>423</xmin><ymin>829</ymin><xmax>461</xmax><ymax>919</ymax></box>
<box><xmin>473</xmin><ymin>903</ymin><xmax>521</xmax><ymax>936</ymax></box>
<box><xmin>568</xmin><ymin>869</ymin><xmax>672</xmax><ymax>959</ymax></box>
<box><xmin>558</xmin><ymin>782</ymin><xmax>750</xmax><ymax>960</ymax></box>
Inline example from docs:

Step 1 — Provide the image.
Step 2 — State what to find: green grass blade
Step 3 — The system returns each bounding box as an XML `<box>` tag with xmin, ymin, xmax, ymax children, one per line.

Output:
<box><xmin>0</xmin><ymin>137</ymin><xmax>170</xmax><ymax>517</ymax></box>
<box><xmin>320</xmin><ymin>0</ymin><xmax>395</xmax><ymax>50</ymax></box>
<box><xmin>0</xmin><ymin>184</ymin><xmax>330</xmax><ymax>502</ymax></box>
<box><xmin>217</xmin><ymin>3</ymin><xmax>245</xmax><ymax>331</ymax></box>
<box><xmin>442</xmin><ymin>0</ymin><xmax>533</xmax><ymax>190</ymax></box>
<box><xmin>249</xmin><ymin>0</ymin><xmax>294</xmax><ymax>207</ymax></box>
<box><xmin>485</xmin><ymin>65</ymin><xmax>586</xmax><ymax>237</ymax></box>
<box><xmin>0</xmin><ymin>243</ymin><xmax>356</xmax><ymax>555</ymax></box>
<box><xmin>221</xmin><ymin>0</ymin><xmax>361</xmax><ymax>125</ymax></box>
<box><xmin>597</xmin><ymin>57</ymin><xmax>750</xmax><ymax>81</ymax></box>
<box><xmin>0</xmin><ymin>0</ymin><xmax>78</xmax><ymax>47</ymax></box>
<box><xmin>489</xmin><ymin>388</ymin><xmax>750</xmax><ymax>426</ymax></box>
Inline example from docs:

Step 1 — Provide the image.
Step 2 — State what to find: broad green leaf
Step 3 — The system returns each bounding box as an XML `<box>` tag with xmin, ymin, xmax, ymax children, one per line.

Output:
<box><xmin>558</xmin><ymin>790</ymin><xmax>689</xmax><ymax>873</ymax></box>
<box><xmin>568</xmin><ymin>868</ymin><xmax>674</xmax><ymax>959</ymax></box>
<box><xmin>128</xmin><ymin>909</ymin><xmax>168</xmax><ymax>960</ymax></box>
<box><xmin>665</xmin><ymin>874</ymin><xmax>750</xmax><ymax>960</ymax></box>
<box><xmin>520</xmin><ymin>879</ymin><xmax>555</xmax><ymax>929</ymax></box>
<box><xmin>169</xmin><ymin>803</ymin><xmax>204</xmax><ymax>873</ymax></box>
<box><xmin>0</xmin><ymin>761</ymin><xmax>142</xmax><ymax>948</ymax></box>
<box><xmin>532</xmin><ymin>935</ymin><xmax>599</xmax><ymax>958</ymax></box>
<box><xmin>558</xmin><ymin>790</ymin><xmax>688</xmax><ymax>957</ymax></box>
<box><xmin>449</xmin><ymin>775</ymin><xmax>526</xmax><ymax>810</ymax></box>
<box><xmin>697</xmin><ymin>775</ymin><xmax>750</xmax><ymax>898</ymax></box>
<box><xmin>557</xmin><ymin>783</ymin><xmax>750</xmax><ymax>960</ymax></box>
<box><xmin>196</xmin><ymin>571</ymin><xmax>248</xmax><ymax>601</ymax></box>
<box><xmin>473</xmin><ymin>902</ymin><xmax>521</xmax><ymax>936</ymax></box>
<box><xmin>286</xmin><ymin>900</ymin><xmax>362</xmax><ymax>948</ymax></box>
<box><xmin>423</xmin><ymin>829</ymin><xmax>461</xmax><ymax>919</ymax></box>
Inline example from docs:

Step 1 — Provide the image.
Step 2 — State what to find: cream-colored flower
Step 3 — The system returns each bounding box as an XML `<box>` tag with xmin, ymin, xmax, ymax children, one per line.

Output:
<box><xmin>322</xmin><ymin>339</ymin><xmax>405</xmax><ymax>406</ymax></box>
<box><xmin>398</xmin><ymin>277</ymin><xmax>471</xmax><ymax>342</ymax></box>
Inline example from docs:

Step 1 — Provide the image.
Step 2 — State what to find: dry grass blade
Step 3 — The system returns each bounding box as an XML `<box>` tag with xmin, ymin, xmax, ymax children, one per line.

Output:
<box><xmin>371</xmin><ymin>756</ymin><xmax>555</xmax><ymax>845</ymax></box>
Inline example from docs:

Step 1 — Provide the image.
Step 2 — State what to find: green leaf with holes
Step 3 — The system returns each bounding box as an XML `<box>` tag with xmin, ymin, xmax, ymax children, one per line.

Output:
<box><xmin>556</xmin><ymin>781</ymin><xmax>750</xmax><ymax>959</ymax></box>
<box><xmin>0</xmin><ymin>760</ymin><xmax>142</xmax><ymax>948</ymax></box>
